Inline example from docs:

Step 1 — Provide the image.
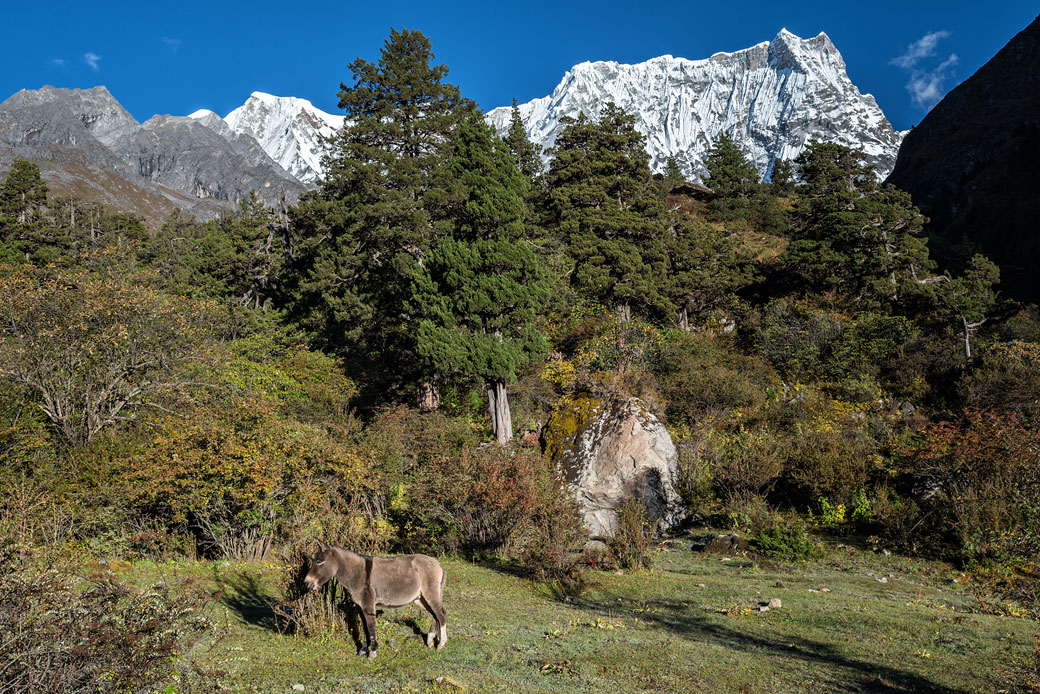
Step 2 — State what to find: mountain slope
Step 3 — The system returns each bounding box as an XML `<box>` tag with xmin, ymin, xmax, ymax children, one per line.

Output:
<box><xmin>0</xmin><ymin>86</ymin><xmax>305</xmax><ymax>223</ymax></box>
<box><xmin>217</xmin><ymin>93</ymin><xmax>345</xmax><ymax>184</ymax></box>
<box><xmin>486</xmin><ymin>29</ymin><xmax>904</xmax><ymax>181</ymax></box>
<box><xmin>886</xmin><ymin>15</ymin><xmax>1040</xmax><ymax>301</ymax></box>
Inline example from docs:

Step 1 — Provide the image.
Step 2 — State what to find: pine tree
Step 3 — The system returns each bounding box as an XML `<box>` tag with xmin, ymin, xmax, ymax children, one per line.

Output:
<box><xmin>664</xmin><ymin>156</ymin><xmax>685</xmax><ymax>184</ymax></box>
<box><xmin>543</xmin><ymin>104</ymin><xmax>671</xmax><ymax>321</ymax></box>
<box><xmin>703</xmin><ymin>134</ymin><xmax>760</xmax><ymax>221</ymax></box>
<box><xmin>782</xmin><ymin>141</ymin><xmax>931</xmax><ymax>309</ymax></box>
<box><xmin>502</xmin><ymin>99</ymin><xmax>542</xmax><ymax>183</ymax></box>
<box><xmin>288</xmin><ymin>29</ymin><xmax>471</xmax><ymax>408</ymax></box>
<box><xmin>939</xmin><ymin>254</ymin><xmax>1000</xmax><ymax>360</ymax></box>
<box><xmin>0</xmin><ymin>159</ymin><xmax>51</xmax><ymax>262</ymax></box>
<box><xmin>665</xmin><ymin>220</ymin><xmax>753</xmax><ymax>330</ymax></box>
<box><xmin>770</xmin><ymin>158</ymin><xmax>796</xmax><ymax>196</ymax></box>
<box><xmin>418</xmin><ymin>112</ymin><xmax>550</xmax><ymax>443</ymax></box>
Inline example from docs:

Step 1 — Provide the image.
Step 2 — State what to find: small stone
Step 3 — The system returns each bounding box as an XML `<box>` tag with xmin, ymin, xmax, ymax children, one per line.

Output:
<box><xmin>615</xmin><ymin>569</ymin><xmax>624</xmax><ymax>575</ymax></box>
<box><xmin>877</xmin><ymin>577</ymin><xmax>888</xmax><ymax>583</ymax></box>
<box><xmin>808</xmin><ymin>589</ymin><xmax>819</xmax><ymax>593</ymax></box>
<box><xmin>697</xmin><ymin>583</ymin><xmax>706</xmax><ymax>588</ymax></box>
<box><xmin>721</xmin><ymin>557</ymin><xmax>731</xmax><ymax>562</ymax></box>
<box><xmin>820</xmin><ymin>588</ymin><xmax>831</xmax><ymax>593</ymax></box>
<box><xmin>767</xmin><ymin>598</ymin><xmax>782</xmax><ymax>609</ymax></box>
<box><xmin>292</xmin><ymin>685</ymin><xmax>305</xmax><ymax>691</ymax></box>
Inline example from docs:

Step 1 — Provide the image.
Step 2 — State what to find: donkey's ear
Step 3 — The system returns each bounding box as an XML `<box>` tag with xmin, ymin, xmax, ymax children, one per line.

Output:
<box><xmin>314</xmin><ymin>539</ymin><xmax>328</xmax><ymax>551</ymax></box>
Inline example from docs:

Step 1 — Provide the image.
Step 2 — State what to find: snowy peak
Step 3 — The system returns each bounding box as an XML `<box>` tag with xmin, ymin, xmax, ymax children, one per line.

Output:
<box><xmin>487</xmin><ymin>29</ymin><xmax>904</xmax><ymax>181</ymax></box>
<box><xmin>223</xmin><ymin>92</ymin><xmax>345</xmax><ymax>183</ymax></box>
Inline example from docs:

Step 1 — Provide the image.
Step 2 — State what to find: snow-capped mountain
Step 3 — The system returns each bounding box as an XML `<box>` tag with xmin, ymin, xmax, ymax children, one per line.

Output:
<box><xmin>201</xmin><ymin>93</ymin><xmax>344</xmax><ymax>184</ymax></box>
<box><xmin>486</xmin><ymin>29</ymin><xmax>905</xmax><ymax>181</ymax></box>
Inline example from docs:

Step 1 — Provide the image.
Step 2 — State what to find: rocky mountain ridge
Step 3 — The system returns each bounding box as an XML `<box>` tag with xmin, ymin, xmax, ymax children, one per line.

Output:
<box><xmin>486</xmin><ymin>29</ymin><xmax>905</xmax><ymax>181</ymax></box>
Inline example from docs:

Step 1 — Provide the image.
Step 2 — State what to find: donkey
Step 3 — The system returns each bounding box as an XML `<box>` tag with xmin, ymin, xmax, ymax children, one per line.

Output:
<box><xmin>303</xmin><ymin>541</ymin><xmax>447</xmax><ymax>659</ymax></box>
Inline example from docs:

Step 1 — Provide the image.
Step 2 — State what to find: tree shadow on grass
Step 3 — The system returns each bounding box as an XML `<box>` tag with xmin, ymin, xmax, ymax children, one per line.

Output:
<box><xmin>579</xmin><ymin>595</ymin><xmax>966</xmax><ymax>694</ymax></box>
<box><xmin>214</xmin><ymin>568</ymin><xmax>281</xmax><ymax>632</ymax></box>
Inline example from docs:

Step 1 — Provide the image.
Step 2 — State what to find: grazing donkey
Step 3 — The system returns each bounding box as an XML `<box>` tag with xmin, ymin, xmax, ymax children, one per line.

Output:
<box><xmin>303</xmin><ymin>541</ymin><xmax>447</xmax><ymax>659</ymax></box>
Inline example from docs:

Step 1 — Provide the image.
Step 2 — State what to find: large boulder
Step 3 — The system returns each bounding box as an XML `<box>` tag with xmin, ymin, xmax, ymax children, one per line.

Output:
<box><xmin>542</xmin><ymin>394</ymin><xmax>684</xmax><ymax>539</ymax></box>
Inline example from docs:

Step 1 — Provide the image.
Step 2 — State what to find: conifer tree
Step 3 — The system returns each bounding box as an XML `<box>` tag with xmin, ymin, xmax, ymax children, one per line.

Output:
<box><xmin>544</xmin><ymin>104</ymin><xmax>671</xmax><ymax>321</ymax></box>
<box><xmin>664</xmin><ymin>156</ymin><xmax>685</xmax><ymax>184</ymax></box>
<box><xmin>0</xmin><ymin>159</ymin><xmax>51</xmax><ymax>262</ymax></box>
<box><xmin>703</xmin><ymin>134</ymin><xmax>760</xmax><ymax>221</ymax></box>
<box><xmin>665</xmin><ymin>220</ymin><xmax>753</xmax><ymax>330</ymax></box>
<box><xmin>419</xmin><ymin>112</ymin><xmax>550</xmax><ymax>443</ymax></box>
<box><xmin>770</xmin><ymin>158</ymin><xmax>796</xmax><ymax>196</ymax></box>
<box><xmin>288</xmin><ymin>29</ymin><xmax>471</xmax><ymax>408</ymax></box>
<box><xmin>502</xmin><ymin>99</ymin><xmax>542</xmax><ymax>183</ymax></box>
<box><xmin>782</xmin><ymin>141</ymin><xmax>931</xmax><ymax>309</ymax></box>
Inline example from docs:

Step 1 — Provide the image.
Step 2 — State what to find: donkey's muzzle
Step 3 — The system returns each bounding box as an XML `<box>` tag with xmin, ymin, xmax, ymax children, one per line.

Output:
<box><xmin>303</xmin><ymin>575</ymin><xmax>319</xmax><ymax>591</ymax></box>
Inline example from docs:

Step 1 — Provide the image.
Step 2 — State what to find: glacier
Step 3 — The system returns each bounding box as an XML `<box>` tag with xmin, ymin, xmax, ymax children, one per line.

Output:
<box><xmin>485</xmin><ymin>29</ymin><xmax>906</xmax><ymax>181</ymax></box>
<box><xmin>191</xmin><ymin>92</ymin><xmax>344</xmax><ymax>185</ymax></box>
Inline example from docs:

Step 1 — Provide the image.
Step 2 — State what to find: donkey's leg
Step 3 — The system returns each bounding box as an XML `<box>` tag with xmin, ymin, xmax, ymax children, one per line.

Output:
<box><xmin>421</xmin><ymin>594</ymin><xmax>447</xmax><ymax>649</ymax></box>
<box><xmin>362</xmin><ymin>609</ymin><xmax>379</xmax><ymax>659</ymax></box>
<box><xmin>418</xmin><ymin>596</ymin><xmax>439</xmax><ymax>648</ymax></box>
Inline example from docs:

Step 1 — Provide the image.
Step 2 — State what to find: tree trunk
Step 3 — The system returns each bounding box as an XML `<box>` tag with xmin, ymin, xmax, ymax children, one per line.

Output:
<box><xmin>615</xmin><ymin>302</ymin><xmax>632</xmax><ymax>323</ymax></box>
<box><xmin>487</xmin><ymin>379</ymin><xmax>512</xmax><ymax>445</ymax></box>
<box><xmin>677</xmin><ymin>306</ymin><xmax>690</xmax><ymax>332</ymax></box>
<box><xmin>418</xmin><ymin>380</ymin><xmax>440</xmax><ymax>412</ymax></box>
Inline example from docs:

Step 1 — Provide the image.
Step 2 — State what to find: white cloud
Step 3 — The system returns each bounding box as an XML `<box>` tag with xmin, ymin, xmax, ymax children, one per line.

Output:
<box><xmin>890</xmin><ymin>31</ymin><xmax>958</xmax><ymax>111</ymax></box>
<box><xmin>160</xmin><ymin>36</ymin><xmax>181</xmax><ymax>52</ymax></box>
<box><xmin>84</xmin><ymin>52</ymin><xmax>101</xmax><ymax>71</ymax></box>
<box><xmin>890</xmin><ymin>30</ymin><xmax>950</xmax><ymax>69</ymax></box>
<box><xmin>51</xmin><ymin>58</ymin><xmax>67</xmax><ymax>68</ymax></box>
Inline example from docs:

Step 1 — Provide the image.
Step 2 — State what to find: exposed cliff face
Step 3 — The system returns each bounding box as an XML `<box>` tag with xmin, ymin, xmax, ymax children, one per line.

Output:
<box><xmin>110</xmin><ymin>114</ymin><xmax>304</xmax><ymax>205</ymax></box>
<box><xmin>887</xmin><ymin>15</ymin><xmax>1040</xmax><ymax>301</ymax></box>
<box><xmin>0</xmin><ymin>86</ymin><xmax>304</xmax><ymax>223</ymax></box>
<box><xmin>218</xmin><ymin>92</ymin><xmax>344</xmax><ymax>184</ymax></box>
<box><xmin>486</xmin><ymin>29</ymin><xmax>904</xmax><ymax>181</ymax></box>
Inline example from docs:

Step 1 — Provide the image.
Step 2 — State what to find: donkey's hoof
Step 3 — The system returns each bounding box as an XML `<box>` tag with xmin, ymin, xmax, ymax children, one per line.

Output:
<box><xmin>367</xmin><ymin>650</ymin><xmax>378</xmax><ymax>660</ymax></box>
<box><xmin>436</xmin><ymin>641</ymin><xmax>446</xmax><ymax>650</ymax></box>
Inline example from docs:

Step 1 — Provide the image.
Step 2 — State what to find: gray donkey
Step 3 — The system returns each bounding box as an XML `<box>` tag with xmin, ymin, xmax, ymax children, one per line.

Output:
<box><xmin>303</xmin><ymin>541</ymin><xmax>447</xmax><ymax>658</ymax></box>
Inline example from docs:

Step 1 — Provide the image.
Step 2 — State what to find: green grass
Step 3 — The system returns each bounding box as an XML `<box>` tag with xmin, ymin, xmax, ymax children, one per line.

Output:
<box><xmin>125</xmin><ymin>543</ymin><xmax>1033</xmax><ymax>693</ymax></box>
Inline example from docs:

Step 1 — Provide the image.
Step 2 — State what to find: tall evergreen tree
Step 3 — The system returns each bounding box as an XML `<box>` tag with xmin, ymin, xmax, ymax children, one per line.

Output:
<box><xmin>665</xmin><ymin>220</ymin><xmax>753</xmax><ymax>330</ymax></box>
<box><xmin>543</xmin><ymin>104</ymin><xmax>671</xmax><ymax>321</ymax></box>
<box><xmin>419</xmin><ymin>112</ymin><xmax>550</xmax><ymax>443</ymax></box>
<box><xmin>782</xmin><ymin>141</ymin><xmax>931</xmax><ymax>309</ymax></box>
<box><xmin>703</xmin><ymin>134</ymin><xmax>760</xmax><ymax>221</ymax></box>
<box><xmin>770</xmin><ymin>157</ymin><xmax>796</xmax><ymax>196</ymax></box>
<box><xmin>288</xmin><ymin>29</ymin><xmax>471</xmax><ymax>409</ymax></box>
<box><xmin>502</xmin><ymin>99</ymin><xmax>542</xmax><ymax>183</ymax></box>
<box><xmin>0</xmin><ymin>159</ymin><xmax>51</xmax><ymax>262</ymax></box>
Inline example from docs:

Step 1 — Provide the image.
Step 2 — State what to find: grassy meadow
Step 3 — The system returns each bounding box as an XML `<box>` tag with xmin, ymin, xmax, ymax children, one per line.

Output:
<box><xmin>110</xmin><ymin>540</ymin><xmax>1034</xmax><ymax>693</ymax></box>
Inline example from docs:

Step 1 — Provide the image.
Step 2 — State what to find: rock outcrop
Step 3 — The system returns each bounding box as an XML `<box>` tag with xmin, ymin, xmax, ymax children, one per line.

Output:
<box><xmin>543</xmin><ymin>394</ymin><xmax>684</xmax><ymax>539</ymax></box>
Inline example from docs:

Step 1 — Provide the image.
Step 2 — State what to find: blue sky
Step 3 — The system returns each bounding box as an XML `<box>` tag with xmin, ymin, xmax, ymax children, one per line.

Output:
<box><xmin>1</xmin><ymin>1</ymin><xmax>1036</xmax><ymax>131</ymax></box>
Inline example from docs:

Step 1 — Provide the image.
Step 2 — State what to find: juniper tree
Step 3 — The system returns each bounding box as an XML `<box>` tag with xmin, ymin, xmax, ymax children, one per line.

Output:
<box><xmin>664</xmin><ymin>156</ymin><xmax>685</xmax><ymax>184</ymax></box>
<box><xmin>543</xmin><ymin>104</ymin><xmax>671</xmax><ymax>321</ymax></box>
<box><xmin>770</xmin><ymin>157</ymin><xmax>796</xmax><ymax>196</ymax></box>
<box><xmin>419</xmin><ymin>112</ymin><xmax>550</xmax><ymax>443</ymax></box>
<box><xmin>782</xmin><ymin>141</ymin><xmax>931</xmax><ymax>310</ymax></box>
<box><xmin>288</xmin><ymin>29</ymin><xmax>471</xmax><ymax>408</ymax></box>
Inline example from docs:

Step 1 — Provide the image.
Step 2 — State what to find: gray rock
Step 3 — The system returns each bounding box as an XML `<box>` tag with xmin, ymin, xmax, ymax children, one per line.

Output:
<box><xmin>767</xmin><ymin>598</ymin><xmax>782</xmax><ymax>609</ymax></box>
<box><xmin>545</xmin><ymin>396</ymin><xmax>684</xmax><ymax>539</ymax></box>
<box><xmin>583</xmin><ymin>540</ymin><xmax>609</xmax><ymax>554</ymax></box>
<box><xmin>704</xmin><ymin>533</ymin><xmax>748</xmax><ymax>555</ymax></box>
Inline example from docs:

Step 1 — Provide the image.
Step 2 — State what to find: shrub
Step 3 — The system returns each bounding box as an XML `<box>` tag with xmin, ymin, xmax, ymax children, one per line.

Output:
<box><xmin>751</xmin><ymin>516</ymin><xmax>820</xmax><ymax>560</ymax></box>
<box><xmin>904</xmin><ymin>410</ymin><xmax>1040</xmax><ymax>565</ymax></box>
<box><xmin>612</xmin><ymin>499</ymin><xmax>657</xmax><ymax>571</ymax></box>
<box><xmin>0</xmin><ymin>548</ymin><xmax>211</xmax><ymax>693</ymax></box>
<box><xmin>406</xmin><ymin>445</ymin><xmax>575</xmax><ymax>557</ymax></box>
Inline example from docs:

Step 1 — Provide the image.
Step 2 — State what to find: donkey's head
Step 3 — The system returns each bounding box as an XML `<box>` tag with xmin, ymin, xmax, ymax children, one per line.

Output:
<box><xmin>303</xmin><ymin>540</ymin><xmax>337</xmax><ymax>591</ymax></box>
